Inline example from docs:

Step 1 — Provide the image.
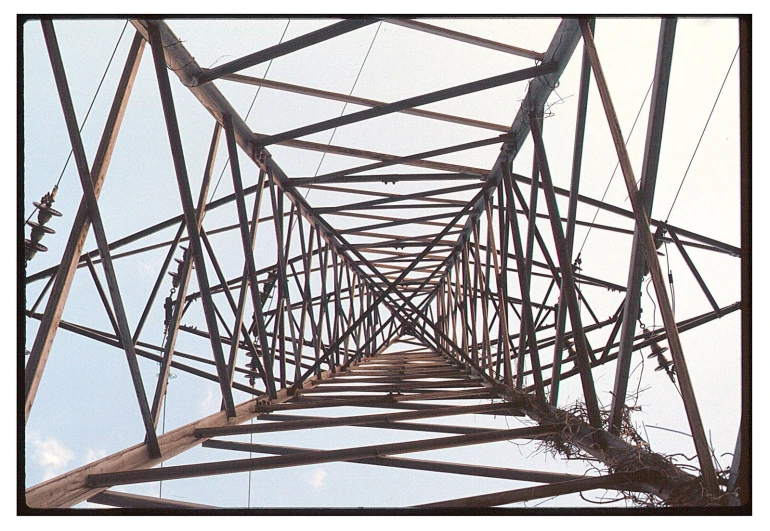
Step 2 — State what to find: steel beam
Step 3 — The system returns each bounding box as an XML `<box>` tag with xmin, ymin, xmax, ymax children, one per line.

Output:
<box><xmin>223</xmin><ymin>73</ymin><xmax>509</xmax><ymax>132</ymax></box>
<box><xmin>86</xmin><ymin>424</ymin><xmax>558</xmax><ymax>486</ymax></box>
<box><xmin>206</xmin><ymin>440</ymin><xmax>582</xmax><ymax>484</ymax></box>
<box><xmin>551</xmin><ymin>19</ymin><xmax>593</xmax><ymax>405</ymax></box>
<box><xmin>41</xmin><ymin>20</ymin><xmax>161</xmax><ymax>458</ymax></box>
<box><xmin>383</xmin><ymin>18</ymin><xmax>544</xmax><ymax>60</ymax></box>
<box><xmin>579</xmin><ymin>19</ymin><xmax>719</xmax><ymax>495</ymax></box>
<box><xmin>25</xmin><ymin>30</ymin><xmax>145</xmax><ymax>422</ymax></box>
<box><xmin>88</xmin><ymin>490</ymin><xmax>216</xmax><ymax>509</ymax></box>
<box><xmin>414</xmin><ymin>471</ymin><xmax>656</xmax><ymax>508</ymax></box>
<box><xmin>196</xmin><ymin>19</ymin><xmax>376</xmax><ymax>85</ymax></box>
<box><xmin>255</xmin><ymin>63</ymin><xmax>558</xmax><ymax>147</ymax></box>
<box><xmin>151</xmin><ymin>124</ymin><xmax>221</xmax><ymax>427</ymax></box>
<box><xmin>668</xmin><ymin>228</ymin><xmax>722</xmax><ymax>315</ymax></box>
<box><xmin>529</xmin><ymin>112</ymin><xmax>602</xmax><ymax>430</ymax></box>
<box><xmin>222</xmin><ymin>112</ymin><xmax>278</xmax><ymax>397</ymax></box>
<box><xmin>609</xmin><ymin>19</ymin><xmax>677</xmax><ymax>434</ymax></box>
<box><xmin>148</xmin><ymin>21</ymin><xmax>236</xmax><ymax>418</ymax></box>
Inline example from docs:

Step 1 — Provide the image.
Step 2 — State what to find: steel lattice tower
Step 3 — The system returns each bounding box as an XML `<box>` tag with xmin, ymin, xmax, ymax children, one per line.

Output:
<box><xmin>22</xmin><ymin>16</ymin><xmax>749</xmax><ymax>512</ymax></box>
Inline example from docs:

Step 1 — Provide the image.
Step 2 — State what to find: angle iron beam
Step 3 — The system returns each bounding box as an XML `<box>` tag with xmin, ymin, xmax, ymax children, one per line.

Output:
<box><xmin>223</xmin><ymin>72</ymin><xmax>509</xmax><ymax>132</ymax></box>
<box><xmin>148</xmin><ymin>22</ymin><xmax>238</xmax><ymax>417</ymax></box>
<box><xmin>383</xmin><ymin>18</ymin><xmax>544</xmax><ymax>60</ymax></box>
<box><xmin>222</xmin><ymin>112</ymin><xmax>278</xmax><ymax>398</ymax></box>
<box><xmin>609</xmin><ymin>18</ymin><xmax>677</xmax><ymax>434</ymax></box>
<box><xmin>196</xmin><ymin>19</ymin><xmax>377</xmax><ymax>85</ymax></box>
<box><xmin>668</xmin><ymin>228</ymin><xmax>722</xmax><ymax>315</ymax></box>
<box><xmin>579</xmin><ymin>19</ymin><xmax>719</xmax><ymax>495</ymax></box>
<box><xmin>414</xmin><ymin>471</ymin><xmax>657</xmax><ymax>508</ymax></box>
<box><xmin>205</xmin><ymin>439</ymin><xmax>584</xmax><ymax>484</ymax></box>
<box><xmin>86</xmin><ymin>424</ymin><xmax>559</xmax><ymax>486</ymax></box>
<box><xmin>25</xmin><ymin>30</ymin><xmax>145</xmax><ymax>422</ymax></box>
<box><xmin>194</xmin><ymin>402</ymin><xmax>512</xmax><ymax>437</ymax></box>
<box><xmin>88</xmin><ymin>490</ymin><xmax>216</xmax><ymax>509</ymax></box>
<box><xmin>529</xmin><ymin>112</ymin><xmax>602</xmax><ymax>430</ymax></box>
<box><xmin>255</xmin><ymin>63</ymin><xmax>558</xmax><ymax>147</ymax></box>
<box><xmin>552</xmin><ymin>18</ymin><xmax>594</xmax><ymax>405</ymax></box>
<box><xmin>41</xmin><ymin>21</ymin><xmax>161</xmax><ymax>457</ymax></box>
<box><xmin>152</xmin><ymin>125</ymin><xmax>222</xmax><ymax>426</ymax></box>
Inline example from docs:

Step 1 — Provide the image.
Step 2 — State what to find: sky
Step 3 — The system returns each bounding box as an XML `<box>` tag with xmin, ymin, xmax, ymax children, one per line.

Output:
<box><xmin>14</xmin><ymin>10</ymin><xmax>759</xmax><ymax>515</ymax></box>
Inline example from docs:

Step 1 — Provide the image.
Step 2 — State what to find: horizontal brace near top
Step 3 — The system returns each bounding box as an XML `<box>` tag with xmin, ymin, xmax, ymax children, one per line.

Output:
<box><xmin>222</xmin><ymin>73</ymin><xmax>509</xmax><ymax>132</ymax></box>
<box><xmin>254</xmin><ymin>63</ymin><xmax>558</xmax><ymax>147</ymax></box>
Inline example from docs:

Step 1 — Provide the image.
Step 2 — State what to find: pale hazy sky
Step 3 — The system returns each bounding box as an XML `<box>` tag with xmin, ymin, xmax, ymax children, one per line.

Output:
<box><xmin>14</xmin><ymin>6</ymin><xmax>764</xmax><ymax>513</ymax></box>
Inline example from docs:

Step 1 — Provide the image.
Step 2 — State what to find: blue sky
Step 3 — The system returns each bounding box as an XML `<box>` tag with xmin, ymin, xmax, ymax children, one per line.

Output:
<box><xmin>19</xmin><ymin>14</ymin><xmax>749</xmax><ymax>511</ymax></box>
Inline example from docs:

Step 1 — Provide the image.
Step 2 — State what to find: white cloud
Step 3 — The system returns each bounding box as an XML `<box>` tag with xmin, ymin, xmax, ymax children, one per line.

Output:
<box><xmin>308</xmin><ymin>468</ymin><xmax>327</xmax><ymax>489</ymax></box>
<box><xmin>31</xmin><ymin>435</ymin><xmax>74</xmax><ymax>481</ymax></box>
<box><xmin>85</xmin><ymin>447</ymin><xmax>107</xmax><ymax>463</ymax></box>
<box><xmin>137</xmin><ymin>259</ymin><xmax>157</xmax><ymax>280</ymax></box>
<box><xmin>200</xmin><ymin>387</ymin><xmax>216</xmax><ymax>415</ymax></box>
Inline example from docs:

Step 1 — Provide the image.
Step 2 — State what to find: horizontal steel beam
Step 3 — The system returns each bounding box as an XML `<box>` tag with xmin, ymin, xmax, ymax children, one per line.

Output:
<box><xmin>196</xmin><ymin>19</ymin><xmax>376</xmax><ymax>84</ymax></box>
<box><xmin>383</xmin><ymin>19</ymin><xmax>544</xmax><ymax>60</ymax></box>
<box><xmin>255</xmin><ymin>63</ymin><xmax>558</xmax><ymax>147</ymax></box>
<box><xmin>88</xmin><ymin>490</ymin><xmax>216</xmax><ymax>509</ymax></box>
<box><xmin>414</xmin><ymin>471</ymin><xmax>658</xmax><ymax>508</ymax></box>
<box><xmin>204</xmin><ymin>440</ymin><xmax>583</xmax><ymax>484</ymax></box>
<box><xmin>223</xmin><ymin>73</ymin><xmax>509</xmax><ymax>132</ymax></box>
<box><xmin>84</xmin><ymin>425</ymin><xmax>559</xmax><ymax>486</ymax></box>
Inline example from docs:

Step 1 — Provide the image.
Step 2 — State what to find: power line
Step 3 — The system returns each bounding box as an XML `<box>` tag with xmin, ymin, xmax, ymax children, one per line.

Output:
<box><xmin>27</xmin><ymin>20</ymin><xmax>129</xmax><ymax>224</ymax></box>
<box><xmin>577</xmin><ymin>79</ymin><xmax>654</xmax><ymax>257</ymax></box>
<box><xmin>209</xmin><ymin>19</ymin><xmax>293</xmax><ymax>202</ymax></box>
<box><xmin>665</xmin><ymin>46</ymin><xmax>739</xmax><ymax>222</ymax></box>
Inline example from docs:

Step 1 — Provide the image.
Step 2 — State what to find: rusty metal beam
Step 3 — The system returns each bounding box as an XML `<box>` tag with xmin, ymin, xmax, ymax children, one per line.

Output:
<box><xmin>223</xmin><ymin>73</ymin><xmax>509</xmax><ymax>132</ymax></box>
<box><xmin>609</xmin><ymin>18</ymin><xmax>677</xmax><ymax>434</ymax></box>
<box><xmin>196</xmin><ymin>19</ymin><xmax>376</xmax><ymax>85</ymax></box>
<box><xmin>41</xmin><ymin>20</ymin><xmax>160</xmax><ymax>458</ymax></box>
<box><xmin>255</xmin><ymin>63</ymin><xmax>558</xmax><ymax>147</ymax></box>
<box><xmin>88</xmin><ymin>490</ymin><xmax>216</xmax><ymax>509</ymax></box>
<box><xmin>529</xmin><ymin>112</ymin><xmax>602</xmax><ymax>430</ymax></box>
<box><xmin>86</xmin><ymin>424</ymin><xmax>559</xmax><ymax>486</ymax></box>
<box><xmin>148</xmin><ymin>21</ymin><xmax>236</xmax><ymax>418</ymax></box>
<box><xmin>384</xmin><ymin>18</ymin><xmax>544</xmax><ymax>60</ymax></box>
<box><xmin>25</xmin><ymin>29</ymin><xmax>145</xmax><ymax>422</ymax></box>
<box><xmin>579</xmin><ymin>18</ymin><xmax>719</xmax><ymax>495</ymax></box>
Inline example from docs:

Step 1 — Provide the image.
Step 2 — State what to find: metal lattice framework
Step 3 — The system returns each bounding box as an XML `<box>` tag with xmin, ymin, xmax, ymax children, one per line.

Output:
<box><xmin>22</xmin><ymin>17</ymin><xmax>749</xmax><ymax>511</ymax></box>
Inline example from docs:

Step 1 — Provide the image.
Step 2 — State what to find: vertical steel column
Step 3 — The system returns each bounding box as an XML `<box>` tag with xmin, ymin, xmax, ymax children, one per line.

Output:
<box><xmin>225</xmin><ymin>169</ymin><xmax>268</xmax><ymax>389</ymax></box>
<box><xmin>148</xmin><ymin>23</ymin><xmax>236</xmax><ymax>417</ymax></box>
<box><xmin>221</xmin><ymin>113</ymin><xmax>278</xmax><ymax>398</ymax></box>
<box><xmin>484</xmin><ymin>198</ymin><xmax>514</xmax><ymax>390</ymax></box>
<box><xmin>608</xmin><ymin>18</ymin><xmax>676</xmax><ymax>434</ymax></box>
<box><xmin>25</xmin><ymin>30</ymin><xmax>145</xmax><ymax>423</ymax></box>
<box><xmin>501</xmin><ymin>163</ymin><xmax>546</xmax><ymax>404</ymax></box>
<box><xmin>529</xmin><ymin>112</ymin><xmax>602</xmax><ymax>430</ymax></box>
<box><xmin>152</xmin><ymin>125</ymin><xmax>221</xmax><ymax>425</ymax></box>
<box><xmin>551</xmin><ymin>19</ymin><xmax>594</xmax><ymax>405</ymax></box>
<box><xmin>579</xmin><ymin>19</ymin><xmax>718</xmax><ymax>494</ymax></box>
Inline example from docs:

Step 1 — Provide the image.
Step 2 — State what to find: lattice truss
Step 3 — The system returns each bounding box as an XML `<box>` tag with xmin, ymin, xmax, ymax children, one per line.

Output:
<box><xmin>23</xmin><ymin>18</ymin><xmax>747</xmax><ymax>509</ymax></box>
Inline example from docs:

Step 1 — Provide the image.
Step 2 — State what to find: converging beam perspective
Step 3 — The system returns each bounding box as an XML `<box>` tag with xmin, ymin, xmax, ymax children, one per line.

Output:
<box><xmin>23</xmin><ymin>16</ymin><xmax>748</xmax><ymax>512</ymax></box>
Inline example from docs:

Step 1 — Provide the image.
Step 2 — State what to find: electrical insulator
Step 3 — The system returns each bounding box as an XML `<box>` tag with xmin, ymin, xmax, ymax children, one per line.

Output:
<box><xmin>261</xmin><ymin>269</ymin><xmax>278</xmax><ymax>303</ymax></box>
<box><xmin>164</xmin><ymin>296</ymin><xmax>174</xmax><ymax>327</ymax></box>
<box><xmin>647</xmin><ymin>341</ymin><xmax>676</xmax><ymax>383</ymax></box>
<box><xmin>245</xmin><ymin>352</ymin><xmax>258</xmax><ymax>387</ymax></box>
<box><xmin>168</xmin><ymin>247</ymin><xmax>192</xmax><ymax>288</ymax></box>
<box><xmin>653</xmin><ymin>225</ymin><xmax>667</xmax><ymax>250</ymax></box>
<box><xmin>25</xmin><ymin>187</ymin><xmax>62</xmax><ymax>262</ymax></box>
